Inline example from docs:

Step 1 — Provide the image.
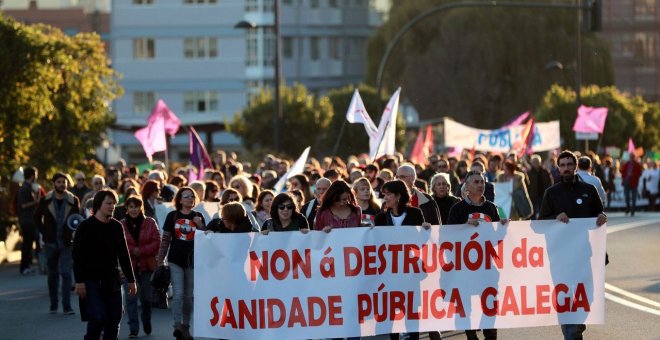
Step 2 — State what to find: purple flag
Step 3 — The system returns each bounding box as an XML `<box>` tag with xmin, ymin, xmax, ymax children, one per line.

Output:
<box><xmin>573</xmin><ymin>105</ymin><xmax>608</xmax><ymax>133</ymax></box>
<box><xmin>148</xmin><ymin>99</ymin><xmax>181</xmax><ymax>136</ymax></box>
<box><xmin>189</xmin><ymin>127</ymin><xmax>212</xmax><ymax>182</ymax></box>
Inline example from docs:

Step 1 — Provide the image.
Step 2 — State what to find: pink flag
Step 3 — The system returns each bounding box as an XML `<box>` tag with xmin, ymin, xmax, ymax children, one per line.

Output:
<box><xmin>628</xmin><ymin>138</ymin><xmax>635</xmax><ymax>154</ymax></box>
<box><xmin>573</xmin><ymin>105</ymin><xmax>608</xmax><ymax>133</ymax></box>
<box><xmin>409</xmin><ymin>125</ymin><xmax>433</xmax><ymax>165</ymax></box>
<box><xmin>148</xmin><ymin>99</ymin><xmax>181</xmax><ymax>136</ymax></box>
<box><xmin>134</xmin><ymin>115</ymin><xmax>167</xmax><ymax>162</ymax></box>
<box><xmin>502</xmin><ymin>111</ymin><xmax>531</xmax><ymax>128</ymax></box>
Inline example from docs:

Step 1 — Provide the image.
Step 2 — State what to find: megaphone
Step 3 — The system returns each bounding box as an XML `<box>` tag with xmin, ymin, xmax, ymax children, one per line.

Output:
<box><xmin>66</xmin><ymin>214</ymin><xmax>85</xmax><ymax>231</ymax></box>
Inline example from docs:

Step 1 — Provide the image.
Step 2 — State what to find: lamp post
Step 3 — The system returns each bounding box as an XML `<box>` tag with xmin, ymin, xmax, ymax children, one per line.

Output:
<box><xmin>235</xmin><ymin>0</ymin><xmax>282</xmax><ymax>153</ymax></box>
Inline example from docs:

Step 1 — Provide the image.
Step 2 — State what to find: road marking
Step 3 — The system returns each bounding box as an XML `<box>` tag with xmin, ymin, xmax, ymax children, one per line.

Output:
<box><xmin>606</xmin><ymin>219</ymin><xmax>658</xmax><ymax>234</ymax></box>
<box><xmin>604</xmin><ymin>218</ymin><xmax>660</xmax><ymax>315</ymax></box>
<box><xmin>605</xmin><ymin>283</ymin><xmax>660</xmax><ymax>309</ymax></box>
<box><xmin>605</xmin><ymin>293</ymin><xmax>660</xmax><ymax>316</ymax></box>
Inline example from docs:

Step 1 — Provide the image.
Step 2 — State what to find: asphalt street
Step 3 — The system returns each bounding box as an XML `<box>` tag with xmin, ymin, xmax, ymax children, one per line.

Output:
<box><xmin>0</xmin><ymin>212</ymin><xmax>658</xmax><ymax>339</ymax></box>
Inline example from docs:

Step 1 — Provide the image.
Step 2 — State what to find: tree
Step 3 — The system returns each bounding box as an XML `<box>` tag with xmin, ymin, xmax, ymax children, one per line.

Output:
<box><xmin>536</xmin><ymin>85</ymin><xmax>660</xmax><ymax>151</ymax></box>
<box><xmin>367</xmin><ymin>0</ymin><xmax>613</xmax><ymax>129</ymax></box>
<box><xmin>0</xmin><ymin>15</ymin><xmax>121</xmax><ymax>177</ymax></box>
<box><xmin>231</xmin><ymin>83</ymin><xmax>333</xmax><ymax>158</ymax></box>
<box><xmin>324</xmin><ymin>84</ymin><xmax>406</xmax><ymax>158</ymax></box>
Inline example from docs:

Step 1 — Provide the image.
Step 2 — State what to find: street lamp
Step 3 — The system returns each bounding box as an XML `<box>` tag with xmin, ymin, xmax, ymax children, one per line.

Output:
<box><xmin>235</xmin><ymin>0</ymin><xmax>282</xmax><ymax>153</ymax></box>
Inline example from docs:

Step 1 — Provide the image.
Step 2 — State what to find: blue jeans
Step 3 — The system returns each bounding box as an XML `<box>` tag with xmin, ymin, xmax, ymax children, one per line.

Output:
<box><xmin>561</xmin><ymin>324</ymin><xmax>586</xmax><ymax>340</ymax></box>
<box><xmin>84</xmin><ymin>280</ymin><xmax>124</xmax><ymax>340</ymax></box>
<box><xmin>123</xmin><ymin>271</ymin><xmax>153</xmax><ymax>333</ymax></box>
<box><xmin>170</xmin><ymin>262</ymin><xmax>194</xmax><ymax>327</ymax></box>
<box><xmin>623</xmin><ymin>185</ymin><xmax>637</xmax><ymax>213</ymax></box>
<box><xmin>45</xmin><ymin>243</ymin><xmax>72</xmax><ymax>311</ymax></box>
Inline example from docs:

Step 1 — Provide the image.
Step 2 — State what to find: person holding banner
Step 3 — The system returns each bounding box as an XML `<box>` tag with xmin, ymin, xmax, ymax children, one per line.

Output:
<box><xmin>313</xmin><ymin>180</ymin><xmax>361</xmax><ymax>232</ymax></box>
<box><xmin>260</xmin><ymin>193</ymin><xmax>310</xmax><ymax>233</ymax></box>
<box><xmin>539</xmin><ymin>150</ymin><xmax>607</xmax><ymax>340</ymax></box>
<box><xmin>157</xmin><ymin>187</ymin><xmax>206</xmax><ymax>340</ymax></box>
<box><xmin>447</xmin><ymin>170</ymin><xmax>505</xmax><ymax>340</ymax></box>
<box><xmin>253</xmin><ymin>190</ymin><xmax>275</xmax><ymax>226</ymax></box>
<box><xmin>374</xmin><ymin>179</ymin><xmax>439</xmax><ymax>340</ymax></box>
<box><xmin>430</xmin><ymin>173</ymin><xmax>460</xmax><ymax>225</ymax></box>
<box><xmin>395</xmin><ymin>164</ymin><xmax>441</xmax><ymax>225</ymax></box>
<box><xmin>352</xmin><ymin>177</ymin><xmax>381</xmax><ymax>227</ymax></box>
<box><xmin>206</xmin><ymin>202</ymin><xmax>253</xmax><ymax>234</ymax></box>
<box><xmin>300</xmin><ymin>177</ymin><xmax>331</xmax><ymax>226</ymax></box>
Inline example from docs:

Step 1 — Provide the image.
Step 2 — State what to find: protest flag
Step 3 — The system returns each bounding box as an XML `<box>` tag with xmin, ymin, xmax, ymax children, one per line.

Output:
<box><xmin>134</xmin><ymin>115</ymin><xmax>167</xmax><ymax>163</ymax></box>
<box><xmin>273</xmin><ymin>146</ymin><xmax>311</xmax><ymax>193</ymax></box>
<box><xmin>148</xmin><ymin>99</ymin><xmax>181</xmax><ymax>136</ymax></box>
<box><xmin>188</xmin><ymin>126</ymin><xmax>213</xmax><ymax>182</ymax></box>
<box><xmin>345</xmin><ymin>89</ymin><xmax>377</xmax><ymax>138</ymax></box>
<box><xmin>369</xmin><ymin>87</ymin><xmax>401</xmax><ymax>161</ymax></box>
<box><xmin>501</xmin><ymin>111</ymin><xmax>531</xmax><ymax>128</ymax></box>
<box><xmin>409</xmin><ymin>125</ymin><xmax>434</xmax><ymax>165</ymax></box>
<box><xmin>573</xmin><ymin>105</ymin><xmax>608</xmax><ymax>133</ymax></box>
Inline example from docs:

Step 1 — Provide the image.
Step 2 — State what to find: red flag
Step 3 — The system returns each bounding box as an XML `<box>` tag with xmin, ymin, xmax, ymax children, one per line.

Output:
<box><xmin>516</xmin><ymin>118</ymin><xmax>535</xmax><ymax>158</ymax></box>
<box><xmin>409</xmin><ymin>125</ymin><xmax>433</xmax><ymax>165</ymax></box>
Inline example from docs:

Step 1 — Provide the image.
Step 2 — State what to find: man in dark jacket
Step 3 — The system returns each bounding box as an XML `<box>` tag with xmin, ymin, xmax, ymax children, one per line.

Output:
<box><xmin>17</xmin><ymin>167</ymin><xmax>41</xmax><ymax>275</ymax></box>
<box><xmin>34</xmin><ymin>172</ymin><xmax>81</xmax><ymax>314</ymax></box>
<box><xmin>396</xmin><ymin>164</ymin><xmax>441</xmax><ymax>225</ymax></box>
<box><xmin>539</xmin><ymin>150</ymin><xmax>607</xmax><ymax>340</ymax></box>
<box><xmin>526</xmin><ymin>154</ymin><xmax>553</xmax><ymax>219</ymax></box>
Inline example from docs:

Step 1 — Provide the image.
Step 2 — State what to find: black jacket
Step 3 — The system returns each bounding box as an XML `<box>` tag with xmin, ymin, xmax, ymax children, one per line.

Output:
<box><xmin>411</xmin><ymin>189</ymin><xmax>441</xmax><ymax>225</ymax></box>
<box><xmin>375</xmin><ymin>206</ymin><xmax>425</xmax><ymax>226</ymax></box>
<box><xmin>34</xmin><ymin>191</ymin><xmax>80</xmax><ymax>246</ymax></box>
<box><xmin>206</xmin><ymin>217</ymin><xmax>253</xmax><ymax>233</ymax></box>
<box><xmin>446</xmin><ymin>198</ymin><xmax>500</xmax><ymax>225</ymax></box>
<box><xmin>539</xmin><ymin>179</ymin><xmax>603</xmax><ymax>220</ymax></box>
<box><xmin>262</xmin><ymin>212</ymin><xmax>310</xmax><ymax>232</ymax></box>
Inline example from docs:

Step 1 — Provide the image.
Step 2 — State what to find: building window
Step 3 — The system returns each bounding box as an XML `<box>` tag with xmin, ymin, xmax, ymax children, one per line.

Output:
<box><xmin>245</xmin><ymin>0</ymin><xmax>258</xmax><ymax>12</ymax></box>
<box><xmin>310</xmin><ymin>37</ymin><xmax>320</xmax><ymax>60</ymax></box>
<box><xmin>184</xmin><ymin>91</ymin><xmax>219</xmax><ymax>113</ymax></box>
<box><xmin>246</xmin><ymin>29</ymin><xmax>259</xmax><ymax>66</ymax></box>
<box><xmin>329</xmin><ymin>0</ymin><xmax>338</xmax><ymax>7</ymax></box>
<box><xmin>329</xmin><ymin>37</ymin><xmax>340</xmax><ymax>60</ymax></box>
<box><xmin>133</xmin><ymin>38</ymin><xmax>155</xmax><ymax>59</ymax></box>
<box><xmin>133</xmin><ymin>0</ymin><xmax>153</xmax><ymax>4</ymax></box>
<box><xmin>634</xmin><ymin>0</ymin><xmax>656</xmax><ymax>17</ymax></box>
<box><xmin>184</xmin><ymin>37</ymin><xmax>218</xmax><ymax>59</ymax></box>
<box><xmin>262</xmin><ymin>0</ymin><xmax>273</xmax><ymax>12</ymax></box>
<box><xmin>133</xmin><ymin>92</ymin><xmax>156</xmax><ymax>114</ymax></box>
<box><xmin>263</xmin><ymin>28</ymin><xmax>275</xmax><ymax>67</ymax></box>
<box><xmin>282</xmin><ymin>37</ymin><xmax>293</xmax><ymax>59</ymax></box>
<box><xmin>183</xmin><ymin>0</ymin><xmax>217</xmax><ymax>3</ymax></box>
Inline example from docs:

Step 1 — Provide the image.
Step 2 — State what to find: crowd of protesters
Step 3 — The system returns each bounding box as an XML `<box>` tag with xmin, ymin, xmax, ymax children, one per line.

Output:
<box><xmin>10</xmin><ymin>147</ymin><xmax>659</xmax><ymax>340</ymax></box>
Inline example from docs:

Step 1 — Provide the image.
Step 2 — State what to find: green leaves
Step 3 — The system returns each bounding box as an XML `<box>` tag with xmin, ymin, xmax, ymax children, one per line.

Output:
<box><xmin>0</xmin><ymin>15</ymin><xmax>121</xmax><ymax>178</ymax></box>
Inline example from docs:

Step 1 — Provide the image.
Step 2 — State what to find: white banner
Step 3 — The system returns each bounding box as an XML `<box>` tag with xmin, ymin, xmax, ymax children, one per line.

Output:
<box><xmin>194</xmin><ymin>219</ymin><xmax>606</xmax><ymax>339</ymax></box>
<box><xmin>444</xmin><ymin>118</ymin><xmax>560</xmax><ymax>152</ymax></box>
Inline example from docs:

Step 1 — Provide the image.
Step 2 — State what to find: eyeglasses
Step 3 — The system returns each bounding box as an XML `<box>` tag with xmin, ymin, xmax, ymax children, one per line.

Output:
<box><xmin>181</xmin><ymin>194</ymin><xmax>194</xmax><ymax>199</ymax></box>
<box><xmin>278</xmin><ymin>204</ymin><xmax>294</xmax><ymax>211</ymax></box>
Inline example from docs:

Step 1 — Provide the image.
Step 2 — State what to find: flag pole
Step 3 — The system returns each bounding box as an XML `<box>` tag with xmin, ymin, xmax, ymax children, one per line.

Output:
<box><xmin>164</xmin><ymin>135</ymin><xmax>170</xmax><ymax>174</ymax></box>
<box><xmin>331</xmin><ymin>120</ymin><xmax>347</xmax><ymax>158</ymax></box>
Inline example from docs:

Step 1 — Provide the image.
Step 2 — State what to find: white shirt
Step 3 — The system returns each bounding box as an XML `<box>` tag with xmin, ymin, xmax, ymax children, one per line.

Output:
<box><xmin>642</xmin><ymin>168</ymin><xmax>659</xmax><ymax>195</ymax></box>
<box><xmin>390</xmin><ymin>212</ymin><xmax>407</xmax><ymax>226</ymax></box>
<box><xmin>577</xmin><ymin>170</ymin><xmax>607</xmax><ymax>205</ymax></box>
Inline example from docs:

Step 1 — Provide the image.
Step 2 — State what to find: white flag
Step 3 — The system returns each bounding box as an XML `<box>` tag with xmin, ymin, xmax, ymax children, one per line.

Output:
<box><xmin>369</xmin><ymin>87</ymin><xmax>401</xmax><ymax>161</ymax></box>
<box><xmin>273</xmin><ymin>146</ymin><xmax>311</xmax><ymax>193</ymax></box>
<box><xmin>345</xmin><ymin>89</ymin><xmax>377</xmax><ymax>138</ymax></box>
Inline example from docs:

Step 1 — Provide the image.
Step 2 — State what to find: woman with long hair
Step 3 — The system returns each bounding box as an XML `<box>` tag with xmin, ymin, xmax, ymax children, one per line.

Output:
<box><xmin>140</xmin><ymin>180</ymin><xmax>160</xmax><ymax>219</ymax></box>
<box><xmin>261</xmin><ymin>193</ymin><xmax>309</xmax><ymax>232</ymax></box>
<box><xmin>206</xmin><ymin>202</ymin><xmax>253</xmax><ymax>233</ymax></box>
<box><xmin>289</xmin><ymin>174</ymin><xmax>313</xmax><ymax>203</ymax></box>
<box><xmin>203</xmin><ymin>181</ymin><xmax>220</xmax><ymax>202</ymax></box>
<box><xmin>314</xmin><ymin>180</ymin><xmax>361</xmax><ymax>231</ymax></box>
<box><xmin>156</xmin><ymin>187</ymin><xmax>205</xmax><ymax>340</ymax></box>
<box><xmin>253</xmin><ymin>190</ymin><xmax>274</xmax><ymax>226</ymax></box>
<box><xmin>352</xmin><ymin>177</ymin><xmax>381</xmax><ymax>227</ymax></box>
<box><xmin>430</xmin><ymin>173</ymin><xmax>461</xmax><ymax>224</ymax></box>
<box><xmin>374</xmin><ymin>180</ymin><xmax>435</xmax><ymax>340</ymax></box>
<box><xmin>120</xmin><ymin>195</ymin><xmax>160</xmax><ymax>338</ymax></box>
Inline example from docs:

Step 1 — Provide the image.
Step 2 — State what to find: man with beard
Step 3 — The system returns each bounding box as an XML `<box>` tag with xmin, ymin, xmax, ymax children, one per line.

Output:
<box><xmin>538</xmin><ymin>150</ymin><xmax>607</xmax><ymax>340</ymax></box>
<box><xmin>35</xmin><ymin>172</ymin><xmax>81</xmax><ymax>315</ymax></box>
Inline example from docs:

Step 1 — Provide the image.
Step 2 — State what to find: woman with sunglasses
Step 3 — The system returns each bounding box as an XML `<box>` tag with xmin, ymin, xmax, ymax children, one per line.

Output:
<box><xmin>261</xmin><ymin>193</ymin><xmax>309</xmax><ymax>233</ymax></box>
<box><xmin>314</xmin><ymin>180</ymin><xmax>361</xmax><ymax>232</ymax></box>
<box><xmin>157</xmin><ymin>187</ymin><xmax>205</xmax><ymax>340</ymax></box>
